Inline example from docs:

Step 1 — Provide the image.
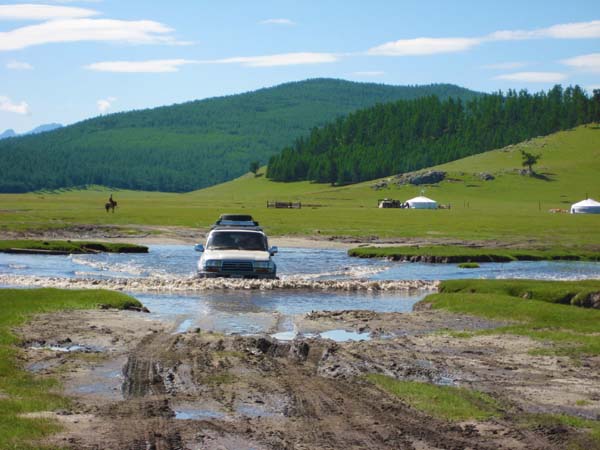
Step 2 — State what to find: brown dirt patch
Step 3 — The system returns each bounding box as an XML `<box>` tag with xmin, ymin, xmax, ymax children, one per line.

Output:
<box><xmin>16</xmin><ymin>307</ymin><xmax>599</xmax><ymax>449</ymax></box>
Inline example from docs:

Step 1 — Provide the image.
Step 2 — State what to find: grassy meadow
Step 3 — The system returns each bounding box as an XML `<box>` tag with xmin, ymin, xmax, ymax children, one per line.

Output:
<box><xmin>0</xmin><ymin>125</ymin><xmax>599</xmax><ymax>246</ymax></box>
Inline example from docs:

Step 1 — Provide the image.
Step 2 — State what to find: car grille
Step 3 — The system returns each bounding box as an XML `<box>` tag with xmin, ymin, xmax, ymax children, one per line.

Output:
<box><xmin>222</xmin><ymin>261</ymin><xmax>254</xmax><ymax>272</ymax></box>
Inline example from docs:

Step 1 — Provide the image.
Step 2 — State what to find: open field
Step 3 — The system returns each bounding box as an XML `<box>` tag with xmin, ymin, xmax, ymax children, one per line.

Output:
<box><xmin>0</xmin><ymin>125</ymin><xmax>599</xmax><ymax>247</ymax></box>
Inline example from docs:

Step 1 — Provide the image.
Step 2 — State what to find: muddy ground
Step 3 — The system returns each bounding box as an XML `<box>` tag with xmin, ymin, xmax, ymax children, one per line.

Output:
<box><xmin>15</xmin><ymin>304</ymin><xmax>600</xmax><ymax>450</ymax></box>
<box><xmin>0</xmin><ymin>223</ymin><xmax>566</xmax><ymax>250</ymax></box>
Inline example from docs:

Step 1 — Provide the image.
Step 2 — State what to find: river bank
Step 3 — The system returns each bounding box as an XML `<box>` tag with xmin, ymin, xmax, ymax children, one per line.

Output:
<box><xmin>12</xmin><ymin>289</ymin><xmax>599</xmax><ymax>450</ymax></box>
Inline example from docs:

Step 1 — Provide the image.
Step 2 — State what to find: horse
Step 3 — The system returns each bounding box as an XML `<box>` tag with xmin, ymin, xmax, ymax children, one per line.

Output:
<box><xmin>105</xmin><ymin>198</ymin><xmax>117</xmax><ymax>213</ymax></box>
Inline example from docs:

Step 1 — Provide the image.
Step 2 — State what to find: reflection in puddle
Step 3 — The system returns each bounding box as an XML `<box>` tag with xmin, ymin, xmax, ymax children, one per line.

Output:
<box><xmin>175</xmin><ymin>318</ymin><xmax>195</xmax><ymax>334</ymax></box>
<box><xmin>29</xmin><ymin>343</ymin><xmax>100</xmax><ymax>353</ymax></box>
<box><xmin>319</xmin><ymin>329</ymin><xmax>371</xmax><ymax>342</ymax></box>
<box><xmin>66</xmin><ymin>358</ymin><xmax>125</xmax><ymax>400</ymax></box>
<box><xmin>138</xmin><ymin>290</ymin><xmax>424</xmax><ymax>337</ymax></box>
<box><xmin>236</xmin><ymin>404</ymin><xmax>280</xmax><ymax>418</ymax></box>
<box><xmin>174</xmin><ymin>408</ymin><xmax>226</xmax><ymax>420</ymax></box>
<box><xmin>270</xmin><ymin>331</ymin><xmax>298</xmax><ymax>341</ymax></box>
<box><xmin>271</xmin><ymin>329</ymin><xmax>371</xmax><ymax>342</ymax></box>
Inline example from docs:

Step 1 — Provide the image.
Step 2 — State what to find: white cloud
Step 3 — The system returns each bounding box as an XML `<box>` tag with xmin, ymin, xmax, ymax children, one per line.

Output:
<box><xmin>86</xmin><ymin>53</ymin><xmax>338</xmax><ymax>73</ymax></box>
<box><xmin>561</xmin><ymin>53</ymin><xmax>600</xmax><ymax>73</ymax></box>
<box><xmin>86</xmin><ymin>59</ymin><xmax>196</xmax><ymax>73</ymax></box>
<box><xmin>6</xmin><ymin>60</ymin><xmax>33</xmax><ymax>70</ymax></box>
<box><xmin>352</xmin><ymin>71</ymin><xmax>385</xmax><ymax>77</ymax></box>
<box><xmin>48</xmin><ymin>0</ymin><xmax>102</xmax><ymax>3</ymax></box>
<box><xmin>260</xmin><ymin>18</ymin><xmax>295</xmax><ymax>26</ymax></box>
<box><xmin>495</xmin><ymin>71</ymin><xmax>568</xmax><ymax>83</ymax></box>
<box><xmin>487</xmin><ymin>20</ymin><xmax>600</xmax><ymax>41</ymax></box>
<box><xmin>586</xmin><ymin>85</ymin><xmax>600</xmax><ymax>92</ymax></box>
<box><xmin>213</xmin><ymin>52</ymin><xmax>339</xmax><ymax>67</ymax></box>
<box><xmin>97</xmin><ymin>96</ymin><xmax>116</xmax><ymax>113</ymax></box>
<box><xmin>535</xmin><ymin>20</ymin><xmax>600</xmax><ymax>39</ymax></box>
<box><xmin>368</xmin><ymin>37</ymin><xmax>481</xmax><ymax>56</ymax></box>
<box><xmin>0</xmin><ymin>18</ymin><xmax>179</xmax><ymax>51</ymax></box>
<box><xmin>369</xmin><ymin>21</ymin><xmax>600</xmax><ymax>57</ymax></box>
<box><xmin>482</xmin><ymin>61</ymin><xmax>529</xmax><ymax>70</ymax></box>
<box><xmin>0</xmin><ymin>95</ymin><xmax>29</xmax><ymax>114</ymax></box>
<box><xmin>0</xmin><ymin>4</ymin><xmax>97</xmax><ymax>21</ymax></box>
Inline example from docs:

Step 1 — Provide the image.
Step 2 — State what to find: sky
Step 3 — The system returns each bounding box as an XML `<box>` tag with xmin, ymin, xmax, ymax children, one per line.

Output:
<box><xmin>0</xmin><ymin>0</ymin><xmax>599</xmax><ymax>132</ymax></box>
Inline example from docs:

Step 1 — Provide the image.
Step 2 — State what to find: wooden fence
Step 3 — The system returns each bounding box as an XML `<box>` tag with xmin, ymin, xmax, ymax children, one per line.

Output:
<box><xmin>267</xmin><ymin>201</ymin><xmax>302</xmax><ymax>209</ymax></box>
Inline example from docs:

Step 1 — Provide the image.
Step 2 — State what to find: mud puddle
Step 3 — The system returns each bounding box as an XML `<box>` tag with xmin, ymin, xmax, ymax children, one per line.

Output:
<box><xmin>18</xmin><ymin>306</ymin><xmax>600</xmax><ymax>449</ymax></box>
<box><xmin>271</xmin><ymin>329</ymin><xmax>372</xmax><ymax>342</ymax></box>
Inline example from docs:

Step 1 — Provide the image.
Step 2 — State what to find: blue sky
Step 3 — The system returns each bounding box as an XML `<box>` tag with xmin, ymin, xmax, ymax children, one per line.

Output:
<box><xmin>1</xmin><ymin>0</ymin><xmax>599</xmax><ymax>132</ymax></box>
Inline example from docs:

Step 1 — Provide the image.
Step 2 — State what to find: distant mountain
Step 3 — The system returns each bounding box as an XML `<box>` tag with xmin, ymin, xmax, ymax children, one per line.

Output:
<box><xmin>0</xmin><ymin>129</ymin><xmax>17</xmax><ymax>139</ymax></box>
<box><xmin>26</xmin><ymin>123</ymin><xmax>62</xmax><ymax>135</ymax></box>
<box><xmin>0</xmin><ymin>123</ymin><xmax>62</xmax><ymax>140</ymax></box>
<box><xmin>0</xmin><ymin>78</ymin><xmax>481</xmax><ymax>193</ymax></box>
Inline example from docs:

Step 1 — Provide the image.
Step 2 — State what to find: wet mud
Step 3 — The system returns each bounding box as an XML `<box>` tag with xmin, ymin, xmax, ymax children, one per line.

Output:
<box><xmin>16</xmin><ymin>306</ymin><xmax>600</xmax><ymax>449</ymax></box>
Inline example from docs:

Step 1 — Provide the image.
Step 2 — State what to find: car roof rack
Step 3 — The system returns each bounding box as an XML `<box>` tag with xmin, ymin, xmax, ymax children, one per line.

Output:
<box><xmin>210</xmin><ymin>224</ymin><xmax>264</xmax><ymax>231</ymax></box>
<box><xmin>211</xmin><ymin>214</ymin><xmax>261</xmax><ymax>230</ymax></box>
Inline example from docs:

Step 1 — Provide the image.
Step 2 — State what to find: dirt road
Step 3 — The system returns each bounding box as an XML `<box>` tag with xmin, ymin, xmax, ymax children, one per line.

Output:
<box><xmin>16</xmin><ymin>304</ymin><xmax>600</xmax><ymax>450</ymax></box>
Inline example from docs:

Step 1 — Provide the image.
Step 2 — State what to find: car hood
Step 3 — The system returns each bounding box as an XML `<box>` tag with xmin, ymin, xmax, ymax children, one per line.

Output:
<box><xmin>202</xmin><ymin>249</ymin><xmax>271</xmax><ymax>261</ymax></box>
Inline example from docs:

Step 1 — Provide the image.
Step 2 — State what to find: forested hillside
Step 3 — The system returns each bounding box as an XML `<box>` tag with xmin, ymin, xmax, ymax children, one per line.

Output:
<box><xmin>0</xmin><ymin>79</ymin><xmax>479</xmax><ymax>193</ymax></box>
<box><xmin>267</xmin><ymin>86</ymin><xmax>600</xmax><ymax>184</ymax></box>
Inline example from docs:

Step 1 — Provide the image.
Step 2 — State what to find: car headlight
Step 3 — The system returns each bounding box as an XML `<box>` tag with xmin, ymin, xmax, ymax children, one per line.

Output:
<box><xmin>254</xmin><ymin>261</ymin><xmax>274</xmax><ymax>272</ymax></box>
<box><xmin>202</xmin><ymin>260</ymin><xmax>222</xmax><ymax>272</ymax></box>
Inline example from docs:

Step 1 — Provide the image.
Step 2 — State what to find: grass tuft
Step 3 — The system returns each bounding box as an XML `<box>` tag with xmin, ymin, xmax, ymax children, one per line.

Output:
<box><xmin>366</xmin><ymin>374</ymin><xmax>500</xmax><ymax>421</ymax></box>
<box><xmin>0</xmin><ymin>240</ymin><xmax>148</xmax><ymax>254</ymax></box>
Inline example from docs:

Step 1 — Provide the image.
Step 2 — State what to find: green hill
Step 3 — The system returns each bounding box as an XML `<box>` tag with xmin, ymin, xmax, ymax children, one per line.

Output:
<box><xmin>0</xmin><ymin>79</ymin><xmax>479</xmax><ymax>193</ymax></box>
<box><xmin>267</xmin><ymin>86</ymin><xmax>599</xmax><ymax>184</ymax></box>
<box><xmin>1</xmin><ymin>125</ymin><xmax>598</xmax><ymax>247</ymax></box>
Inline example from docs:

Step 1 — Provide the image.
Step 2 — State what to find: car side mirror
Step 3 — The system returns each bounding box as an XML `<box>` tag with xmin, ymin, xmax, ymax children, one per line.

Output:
<box><xmin>269</xmin><ymin>246</ymin><xmax>278</xmax><ymax>255</ymax></box>
<box><xmin>194</xmin><ymin>244</ymin><xmax>204</xmax><ymax>252</ymax></box>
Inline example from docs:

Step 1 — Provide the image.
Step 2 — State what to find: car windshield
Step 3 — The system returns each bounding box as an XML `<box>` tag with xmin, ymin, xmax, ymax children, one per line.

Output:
<box><xmin>207</xmin><ymin>232</ymin><xmax>267</xmax><ymax>251</ymax></box>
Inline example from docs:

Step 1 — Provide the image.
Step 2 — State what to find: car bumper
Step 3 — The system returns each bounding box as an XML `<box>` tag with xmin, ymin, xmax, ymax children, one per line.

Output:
<box><xmin>197</xmin><ymin>271</ymin><xmax>277</xmax><ymax>279</ymax></box>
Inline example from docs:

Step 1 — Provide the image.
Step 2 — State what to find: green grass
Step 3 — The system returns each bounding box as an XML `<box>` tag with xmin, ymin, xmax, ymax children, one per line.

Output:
<box><xmin>0</xmin><ymin>240</ymin><xmax>148</xmax><ymax>254</ymax></box>
<box><xmin>424</xmin><ymin>280</ymin><xmax>600</xmax><ymax>356</ymax></box>
<box><xmin>0</xmin><ymin>126</ymin><xmax>599</xmax><ymax>247</ymax></box>
<box><xmin>521</xmin><ymin>413</ymin><xmax>600</xmax><ymax>449</ymax></box>
<box><xmin>348</xmin><ymin>246</ymin><xmax>600</xmax><ymax>262</ymax></box>
<box><xmin>439</xmin><ymin>279</ymin><xmax>600</xmax><ymax>307</ymax></box>
<box><xmin>458</xmin><ymin>262</ymin><xmax>480</xmax><ymax>268</ymax></box>
<box><xmin>0</xmin><ymin>288</ymin><xmax>142</xmax><ymax>449</ymax></box>
<box><xmin>366</xmin><ymin>374</ymin><xmax>500</xmax><ymax>421</ymax></box>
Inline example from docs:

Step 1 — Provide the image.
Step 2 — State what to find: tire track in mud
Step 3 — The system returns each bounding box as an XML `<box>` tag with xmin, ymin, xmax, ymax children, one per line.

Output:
<box><xmin>98</xmin><ymin>331</ymin><xmax>550</xmax><ymax>450</ymax></box>
<box><xmin>0</xmin><ymin>273</ymin><xmax>438</xmax><ymax>293</ymax></box>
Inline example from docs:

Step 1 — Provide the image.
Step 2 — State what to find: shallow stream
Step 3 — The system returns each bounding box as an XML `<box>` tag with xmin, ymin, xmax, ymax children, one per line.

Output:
<box><xmin>2</xmin><ymin>245</ymin><xmax>599</xmax><ymax>339</ymax></box>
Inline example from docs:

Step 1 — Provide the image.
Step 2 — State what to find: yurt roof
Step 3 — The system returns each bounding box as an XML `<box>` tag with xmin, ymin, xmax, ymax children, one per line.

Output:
<box><xmin>407</xmin><ymin>196</ymin><xmax>437</xmax><ymax>203</ymax></box>
<box><xmin>571</xmin><ymin>198</ymin><xmax>600</xmax><ymax>207</ymax></box>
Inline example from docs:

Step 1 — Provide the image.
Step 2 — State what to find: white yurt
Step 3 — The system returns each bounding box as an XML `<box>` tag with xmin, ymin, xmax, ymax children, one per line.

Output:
<box><xmin>406</xmin><ymin>196</ymin><xmax>438</xmax><ymax>209</ymax></box>
<box><xmin>570</xmin><ymin>198</ymin><xmax>600</xmax><ymax>214</ymax></box>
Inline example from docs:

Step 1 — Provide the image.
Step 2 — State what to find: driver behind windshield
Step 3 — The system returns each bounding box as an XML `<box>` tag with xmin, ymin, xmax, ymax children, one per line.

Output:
<box><xmin>207</xmin><ymin>232</ymin><xmax>267</xmax><ymax>251</ymax></box>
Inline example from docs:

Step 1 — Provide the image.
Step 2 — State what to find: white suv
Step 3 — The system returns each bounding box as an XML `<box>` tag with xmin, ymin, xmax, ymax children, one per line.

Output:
<box><xmin>195</xmin><ymin>215</ymin><xmax>277</xmax><ymax>279</ymax></box>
